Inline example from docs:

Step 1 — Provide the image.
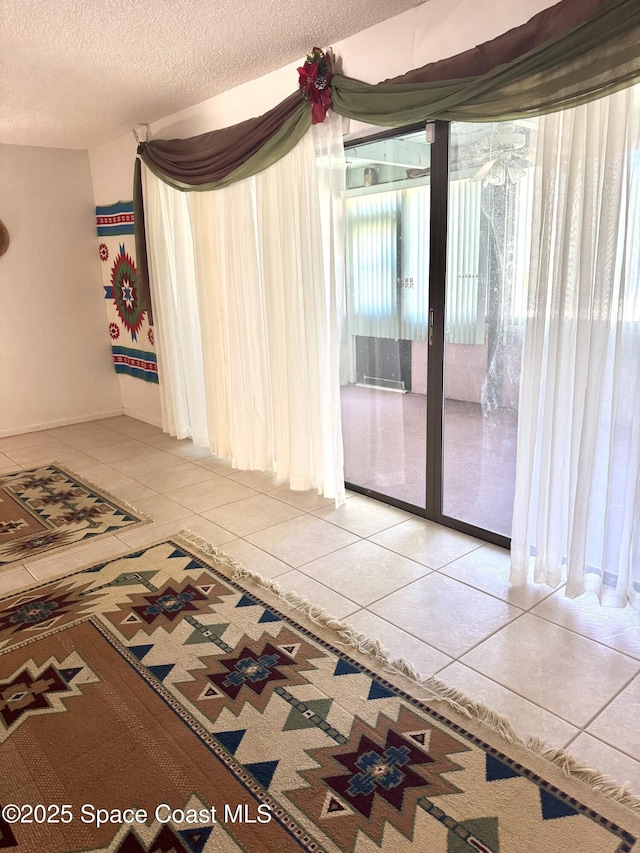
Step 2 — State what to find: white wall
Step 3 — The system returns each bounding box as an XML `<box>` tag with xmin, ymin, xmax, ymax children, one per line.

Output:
<box><xmin>0</xmin><ymin>144</ymin><xmax>122</xmax><ymax>436</ymax></box>
<box><xmin>88</xmin><ymin>0</ymin><xmax>554</xmax><ymax>424</ymax></box>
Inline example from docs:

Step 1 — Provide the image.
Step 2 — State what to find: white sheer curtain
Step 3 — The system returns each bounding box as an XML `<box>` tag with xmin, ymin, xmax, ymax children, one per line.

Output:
<box><xmin>511</xmin><ymin>85</ymin><xmax>640</xmax><ymax>608</ymax></box>
<box><xmin>143</xmin><ymin>113</ymin><xmax>346</xmax><ymax>502</ymax></box>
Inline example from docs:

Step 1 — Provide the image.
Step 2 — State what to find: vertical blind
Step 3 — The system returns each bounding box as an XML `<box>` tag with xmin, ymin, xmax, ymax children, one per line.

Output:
<box><xmin>346</xmin><ymin>181</ymin><xmax>487</xmax><ymax>344</ymax></box>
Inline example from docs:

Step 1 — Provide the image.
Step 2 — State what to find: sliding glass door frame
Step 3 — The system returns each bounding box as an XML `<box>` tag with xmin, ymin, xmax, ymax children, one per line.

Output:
<box><xmin>343</xmin><ymin>120</ymin><xmax>512</xmax><ymax>551</ymax></box>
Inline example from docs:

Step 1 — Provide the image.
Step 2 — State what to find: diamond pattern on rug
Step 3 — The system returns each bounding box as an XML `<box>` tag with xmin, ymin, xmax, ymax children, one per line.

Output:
<box><xmin>288</xmin><ymin>704</ymin><xmax>470</xmax><ymax>847</ymax></box>
<box><xmin>0</xmin><ymin>464</ymin><xmax>148</xmax><ymax>567</ymax></box>
<box><xmin>177</xmin><ymin>627</ymin><xmax>326</xmax><ymax>725</ymax></box>
<box><xmin>0</xmin><ymin>651</ymin><xmax>99</xmax><ymax>741</ymax></box>
<box><xmin>0</xmin><ymin>580</ymin><xmax>102</xmax><ymax>643</ymax></box>
<box><xmin>0</xmin><ymin>537</ymin><xmax>636</xmax><ymax>853</ymax></box>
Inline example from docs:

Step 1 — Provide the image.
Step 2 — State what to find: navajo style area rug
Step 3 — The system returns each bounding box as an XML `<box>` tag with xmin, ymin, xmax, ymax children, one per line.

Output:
<box><xmin>0</xmin><ymin>465</ymin><xmax>149</xmax><ymax>569</ymax></box>
<box><xmin>0</xmin><ymin>534</ymin><xmax>638</xmax><ymax>853</ymax></box>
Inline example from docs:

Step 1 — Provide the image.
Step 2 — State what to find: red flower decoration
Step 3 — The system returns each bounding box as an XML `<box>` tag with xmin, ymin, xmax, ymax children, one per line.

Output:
<box><xmin>109</xmin><ymin>323</ymin><xmax>120</xmax><ymax>340</ymax></box>
<box><xmin>99</xmin><ymin>243</ymin><xmax>109</xmax><ymax>262</ymax></box>
<box><xmin>298</xmin><ymin>47</ymin><xmax>332</xmax><ymax>124</ymax></box>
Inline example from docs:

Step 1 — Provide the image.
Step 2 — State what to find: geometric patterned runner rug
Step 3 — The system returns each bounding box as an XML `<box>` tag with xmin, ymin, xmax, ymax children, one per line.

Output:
<box><xmin>0</xmin><ymin>533</ymin><xmax>638</xmax><ymax>853</ymax></box>
<box><xmin>0</xmin><ymin>464</ymin><xmax>150</xmax><ymax>570</ymax></box>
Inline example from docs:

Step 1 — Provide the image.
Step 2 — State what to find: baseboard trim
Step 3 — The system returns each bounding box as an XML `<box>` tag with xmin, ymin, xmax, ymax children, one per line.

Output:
<box><xmin>0</xmin><ymin>408</ymin><xmax>125</xmax><ymax>438</ymax></box>
<box><xmin>122</xmin><ymin>408</ymin><xmax>163</xmax><ymax>428</ymax></box>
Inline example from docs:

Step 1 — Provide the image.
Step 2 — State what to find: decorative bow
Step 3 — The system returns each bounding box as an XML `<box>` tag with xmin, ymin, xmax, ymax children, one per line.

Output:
<box><xmin>298</xmin><ymin>48</ymin><xmax>332</xmax><ymax>124</ymax></box>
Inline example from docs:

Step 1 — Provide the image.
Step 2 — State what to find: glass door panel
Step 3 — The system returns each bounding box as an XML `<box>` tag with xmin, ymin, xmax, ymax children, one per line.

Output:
<box><xmin>341</xmin><ymin>131</ymin><xmax>431</xmax><ymax>508</ymax></box>
<box><xmin>442</xmin><ymin>120</ymin><xmax>538</xmax><ymax>536</ymax></box>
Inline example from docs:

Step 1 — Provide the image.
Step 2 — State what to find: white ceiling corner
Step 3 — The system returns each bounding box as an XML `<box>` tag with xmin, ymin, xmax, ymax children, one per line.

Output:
<box><xmin>1</xmin><ymin>0</ymin><xmax>426</xmax><ymax>150</ymax></box>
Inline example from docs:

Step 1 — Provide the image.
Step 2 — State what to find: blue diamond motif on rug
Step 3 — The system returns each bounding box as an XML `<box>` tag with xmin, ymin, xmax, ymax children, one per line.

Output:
<box><xmin>215</xmin><ymin>729</ymin><xmax>246</xmax><ymax>755</ymax></box>
<box><xmin>147</xmin><ymin>663</ymin><xmax>174</xmax><ymax>682</ymax></box>
<box><xmin>129</xmin><ymin>643</ymin><xmax>153</xmax><ymax>661</ymax></box>
<box><xmin>168</xmin><ymin>548</ymin><xmax>188</xmax><ymax>559</ymax></box>
<box><xmin>244</xmin><ymin>760</ymin><xmax>278</xmax><ymax>789</ymax></box>
<box><xmin>184</xmin><ymin>559</ymin><xmax>204</xmax><ymax>571</ymax></box>
<box><xmin>236</xmin><ymin>594</ymin><xmax>256</xmax><ymax>608</ymax></box>
<box><xmin>258</xmin><ymin>609</ymin><xmax>281</xmax><ymax>623</ymax></box>
<box><xmin>367</xmin><ymin>680</ymin><xmax>396</xmax><ymax>700</ymax></box>
<box><xmin>540</xmin><ymin>788</ymin><xmax>579</xmax><ymax>820</ymax></box>
<box><xmin>178</xmin><ymin>826</ymin><xmax>213</xmax><ymax>853</ymax></box>
<box><xmin>82</xmin><ymin>564</ymin><xmax>106</xmax><ymax>573</ymax></box>
<box><xmin>486</xmin><ymin>753</ymin><xmax>522</xmax><ymax>782</ymax></box>
<box><xmin>59</xmin><ymin>667</ymin><xmax>82</xmax><ymax>683</ymax></box>
<box><xmin>333</xmin><ymin>658</ymin><xmax>360</xmax><ymax>677</ymax></box>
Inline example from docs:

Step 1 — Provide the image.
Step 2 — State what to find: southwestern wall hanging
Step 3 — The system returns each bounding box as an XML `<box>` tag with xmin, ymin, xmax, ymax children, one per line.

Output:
<box><xmin>95</xmin><ymin>201</ymin><xmax>158</xmax><ymax>384</ymax></box>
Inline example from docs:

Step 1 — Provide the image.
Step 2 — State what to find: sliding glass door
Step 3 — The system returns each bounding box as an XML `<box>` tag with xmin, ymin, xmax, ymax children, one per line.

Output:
<box><xmin>341</xmin><ymin>120</ymin><xmax>539</xmax><ymax>545</ymax></box>
<box><xmin>441</xmin><ymin>120</ymin><xmax>537</xmax><ymax>538</ymax></box>
<box><xmin>340</xmin><ymin>130</ymin><xmax>431</xmax><ymax>509</ymax></box>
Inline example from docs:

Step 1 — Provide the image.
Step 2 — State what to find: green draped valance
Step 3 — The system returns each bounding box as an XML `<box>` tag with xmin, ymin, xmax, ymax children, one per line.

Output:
<box><xmin>134</xmin><ymin>0</ymin><xmax>640</xmax><ymax>302</ymax></box>
<box><xmin>137</xmin><ymin>0</ymin><xmax>640</xmax><ymax>190</ymax></box>
<box><xmin>332</xmin><ymin>0</ymin><xmax>640</xmax><ymax>124</ymax></box>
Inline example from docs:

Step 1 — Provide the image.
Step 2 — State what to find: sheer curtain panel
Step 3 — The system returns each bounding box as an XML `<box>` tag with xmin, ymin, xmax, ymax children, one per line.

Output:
<box><xmin>143</xmin><ymin>115</ymin><xmax>346</xmax><ymax>502</ymax></box>
<box><xmin>511</xmin><ymin>85</ymin><xmax>640</xmax><ymax>608</ymax></box>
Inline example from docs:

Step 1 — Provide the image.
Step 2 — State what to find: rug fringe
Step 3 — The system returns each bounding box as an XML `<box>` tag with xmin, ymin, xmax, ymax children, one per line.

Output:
<box><xmin>51</xmin><ymin>460</ymin><xmax>153</xmax><ymax>525</ymax></box>
<box><xmin>177</xmin><ymin>529</ymin><xmax>640</xmax><ymax>816</ymax></box>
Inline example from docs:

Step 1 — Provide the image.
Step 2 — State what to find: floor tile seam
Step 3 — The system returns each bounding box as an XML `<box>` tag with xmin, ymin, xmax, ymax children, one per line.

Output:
<box><xmin>453</xmin><ymin>606</ymin><xmax>529</xmax><ymax>661</ymax></box>
<box><xmin>127</xmin><ymin>469</ymin><xmax>221</xmax><ymax>491</ymax></box>
<box><xmin>100</xmin><ymin>423</ymin><xmax>159</xmax><ymax>437</ymax></box>
<box><xmin>458</xmin><ymin>601</ymin><xmax>640</xmax><ymax>668</ymax></box>
<box><xmin>0</xmin><ymin>564</ymin><xmax>32</xmax><ymax>585</ymax></box>
<box><xmin>455</xmin><ymin>655</ymin><xmax>584</xmax><ymax>733</ymax></box>
<box><xmin>3</xmin><ymin>447</ymin><xmax>66</xmax><ymax>464</ymax></box>
<box><xmin>21</xmin><ymin>537</ymin><xmax>134</xmax><ymax>574</ymax></box>
<box><xmin>565</xmin><ymin>731</ymin><xmax>640</xmax><ymax>768</ymax></box>
<box><xmin>39</xmin><ymin>435</ymin><xmax>86</xmax><ymax>451</ymax></box>
<box><xmin>355</xmin><ymin>608</ymin><xmax>459</xmax><ymax>665</ymax></box>
<box><xmin>164</xmin><ymin>450</ymin><xmax>216</xmax><ymax>463</ymax></box>
<box><xmin>346</xmin><ymin>610</ymin><xmax>457</xmax><ymax>670</ymax></box>
<box><xmin>160</xmin><ymin>492</ymin><xmax>263</xmax><ymax>515</ymax></box>
<box><xmin>357</xmin><ymin>538</ymin><xmax>483</xmax><ymax>573</ymax></box>
<box><xmin>336</xmin><ymin>567</ymin><xmax>436</xmax><ymax>611</ymax></box>
<box><xmin>225</xmin><ymin>538</ymin><xmax>292</xmax><ymax>578</ymax></box>
<box><xmin>311</xmin><ymin>514</ymin><xmax>411</xmax><ymax>539</ymax></box>
<box><xmin>261</xmin><ymin>487</ymin><xmax>334</xmax><ymax>513</ymax></box>
<box><xmin>86</xmin><ymin>463</ymin><xmax>161</xmax><ymax>493</ymax></box>
<box><xmin>120</xmin><ymin>430</ymin><xmax>164</xmax><ymax>440</ymax></box>
<box><xmin>131</xmin><ymin>495</ymin><xmax>195</xmax><ymax>521</ymax></box>
<box><xmin>60</xmin><ymin>442</ymin><xmax>144</xmax><ymax>457</ymax></box>
<box><xmin>275</xmin><ymin>564</ymin><xmax>363</xmax><ymax>609</ymax></box>
<box><xmin>425</xmin><ymin>541</ymin><xmax>486</xmax><ymax>569</ymax></box>
<box><xmin>197</xmin><ymin>511</ymin><xmax>307</xmax><ymax>541</ymax></box>
<box><xmin>361</xmin><ymin>562</ymin><xmax>531</xmax><ymax>618</ymax></box>
<box><xmin>20</xmin><ymin>532</ymin><xmax>127</xmax><ymax>571</ymax></box>
<box><xmin>423</xmin><ymin>569</ymin><xmax>533</xmax><ymax>614</ymax></box>
<box><xmin>109</xmin><ymin>451</ymin><xmax>189</xmax><ymax>471</ymax></box>
<box><xmin>522</xmin><ymin>607</ymin><xmax>640</xmax><ymax>665</ymax></box>
<box><xmin>578</xmin><ymin>668</ymin><xmax>640</xmax><ymax>737</ymax></box>
<box><xmin>280</xmin><ymin>525</ymin><xmax>367</xmax><ymax>569</ymax></box>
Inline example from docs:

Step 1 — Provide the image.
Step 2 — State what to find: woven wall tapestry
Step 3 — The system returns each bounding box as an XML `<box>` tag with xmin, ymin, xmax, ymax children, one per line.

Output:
<box><xmin>95</xmin><ymin>200</ymin><xmax>158</xmax><ymax>384</ymax></box>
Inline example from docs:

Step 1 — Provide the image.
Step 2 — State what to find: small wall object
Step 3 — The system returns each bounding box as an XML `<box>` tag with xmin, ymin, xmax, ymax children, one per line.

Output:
<box><xmin>0</xmin><ymin>220</ymin><xmax>9</xmax><ymax>257</ymax></box>
<box><xmin>364</xmin><ymin>167</ymin><xmax>378</xmax><ymax>187</ymax></box>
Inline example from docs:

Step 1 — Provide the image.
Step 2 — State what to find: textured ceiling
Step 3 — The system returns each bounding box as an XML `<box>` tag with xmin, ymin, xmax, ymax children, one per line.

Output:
<box><xmin>1</xmin><ymin>0</ymin><xmax>425</xmax><ymax>150</ymax></box>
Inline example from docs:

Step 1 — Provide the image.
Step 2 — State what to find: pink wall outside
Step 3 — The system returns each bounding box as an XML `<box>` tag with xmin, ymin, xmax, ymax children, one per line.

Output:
<box><xmin>411</xmin><ymin>340</ymin><xmax>487</xmax><ymax>403</ymax></box>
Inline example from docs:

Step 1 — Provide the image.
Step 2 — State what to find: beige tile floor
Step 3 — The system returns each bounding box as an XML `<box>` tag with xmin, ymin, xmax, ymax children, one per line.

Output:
<box><xmin>1</xmin><ymin>416</ymin><xmax>639</xmax><ymax>794</ymax></box>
